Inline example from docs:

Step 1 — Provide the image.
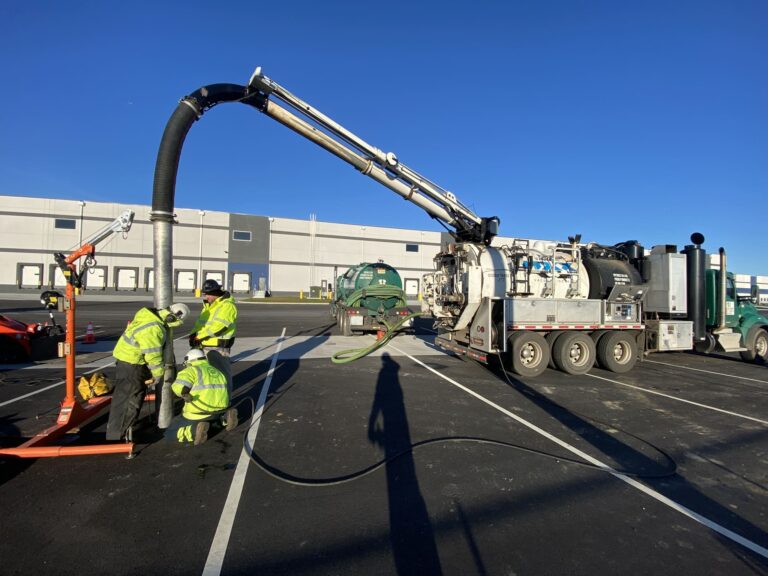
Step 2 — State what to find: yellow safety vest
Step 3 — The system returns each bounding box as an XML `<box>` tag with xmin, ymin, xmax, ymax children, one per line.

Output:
<box><xmin>172</xmin><ymin>359</ymin><xmax>229</xmax><ymax>420</ymax></box>
<box><xmin>192</xmin><ymin>293</ymin><xmax>238</xmax><ymax>348</ymax></box>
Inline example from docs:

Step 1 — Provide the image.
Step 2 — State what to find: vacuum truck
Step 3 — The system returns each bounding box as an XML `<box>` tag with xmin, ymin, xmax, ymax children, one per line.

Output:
<box><xmin>150</xmin><ymin>67</ymin><xmax>768</xmax><ymax>385</ymax></box>
<box><xmin>331</xmin><ymin>261</ymin><xmax>412</xmax><ymax>336</ymax></box>
<box><xmin>423</xmin><ymin>232</ymin><xmax>768</xmax><ymax>377</ymax></box>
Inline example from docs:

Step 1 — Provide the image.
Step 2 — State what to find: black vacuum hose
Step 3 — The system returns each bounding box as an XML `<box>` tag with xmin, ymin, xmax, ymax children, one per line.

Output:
<box><xmin>151</xmin><ymin>83</ymin><xmax>252</xmax><ymax>217</ymax></box>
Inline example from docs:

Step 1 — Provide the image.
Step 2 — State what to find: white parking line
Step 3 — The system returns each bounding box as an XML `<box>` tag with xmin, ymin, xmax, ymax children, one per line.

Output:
<box><xmin>643</xmin><ymin>359</ymin><xmax>768</xmax><ymax>385</ymax></box>
<box><xmin>391</xmin><ymin>344</ymin><xmax>768</xmax><ymax>560</ymax></box>
<box><xmin>203</xmin><ymin>328</ymin><xmax>287</xmax><ymax>576</ymax></box>
<box><xmin>585</xmin><ymin>373</ymin><xmax>768</xmax><ymax>426</ymax></box>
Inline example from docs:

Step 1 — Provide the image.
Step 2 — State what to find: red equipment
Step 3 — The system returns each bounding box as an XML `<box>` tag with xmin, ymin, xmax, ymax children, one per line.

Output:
<box><xmin>0</xmin><ymin>210</ymin><xmax>135</xmax><ymax>459</ymax></box>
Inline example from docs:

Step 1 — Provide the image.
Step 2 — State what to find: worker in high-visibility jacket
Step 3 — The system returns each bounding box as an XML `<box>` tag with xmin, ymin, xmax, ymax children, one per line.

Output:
<box><xmin>188</xmin><ymin>279</ymin><xmax>238</xmax><ymax>395</ymax></box>
<box><xmin>106</xmin><ymin>303</ymin><xmax>190</xmax><ymax>441</ymax></box>
<box><xmin>168</xmin><ymin>348</ymin><xmax>238</xmax><ymax>445</ymax></box>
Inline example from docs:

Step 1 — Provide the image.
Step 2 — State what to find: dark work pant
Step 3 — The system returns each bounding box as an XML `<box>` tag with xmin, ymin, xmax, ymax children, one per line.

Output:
<box><xmin>106</xmin><ymin>360</ymin><xmax>151</xmax><ymax>441</ymax></box>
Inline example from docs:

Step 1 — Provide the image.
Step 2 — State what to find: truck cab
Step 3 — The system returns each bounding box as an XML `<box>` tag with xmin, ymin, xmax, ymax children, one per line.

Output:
<box><xmin>704</xmin><ymin>269</ymin><xmax>768</xmax><ymax>362</ymax></box>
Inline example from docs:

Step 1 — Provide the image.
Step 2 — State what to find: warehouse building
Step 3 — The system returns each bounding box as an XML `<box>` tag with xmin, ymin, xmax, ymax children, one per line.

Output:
<box><xmin>0</xmin><ymin>194</ymin><xmax>446</xmax><ymax>298</ymax></box>
<box><xmin>2</xmin><ymin>194</ymin><xmax>766</xmax><ymax>305</ymax></box>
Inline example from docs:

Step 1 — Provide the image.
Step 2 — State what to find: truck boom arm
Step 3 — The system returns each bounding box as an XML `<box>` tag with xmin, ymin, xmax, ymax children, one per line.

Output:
<box><xmin>245</xmin><ymin>68</ymin><xmax>499</xmax><ymax>245</ymax></box>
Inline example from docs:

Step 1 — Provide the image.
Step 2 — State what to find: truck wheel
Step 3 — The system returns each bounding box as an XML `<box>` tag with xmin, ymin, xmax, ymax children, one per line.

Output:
<box><xmin>597</xmin><ymin>331</ymin><xmax>637</xmax><ymax>374</ymax></box>
<box><xmin>545</xmin><ymin>331</ymin><xmax>563</xmax><ymax>369</ymax></box>
<box><xmin>507</xmin><ymin>332</ymin><xmax>550</xmax><ymax>378</ymax></box>
<box><xmin>553</xmin><ymin>332</ymin><xmax>596</xmax><ymax>375</ymax></box>
<box><xmin>740</xmin><ymin>327</ymin><xmax>768</xmax><ymax>363</ymax></box>
<box><xmin>589</xmin><ymin>330</ymin><xmax>609</xmax><ymax>367</ymax></box>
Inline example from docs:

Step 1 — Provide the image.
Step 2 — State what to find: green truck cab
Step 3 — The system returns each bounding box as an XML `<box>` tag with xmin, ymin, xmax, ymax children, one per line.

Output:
<box><xmin>704</xmin><ymin>270</ymin><xmax>768</xmax><ymax>362</ymax></box>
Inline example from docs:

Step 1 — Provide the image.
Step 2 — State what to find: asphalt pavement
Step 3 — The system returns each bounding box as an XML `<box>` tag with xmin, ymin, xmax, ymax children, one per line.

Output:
<box><xmin>1</xmin><ymin>297</ymin><xmax>767</xmax><ymax>575</ymax></box>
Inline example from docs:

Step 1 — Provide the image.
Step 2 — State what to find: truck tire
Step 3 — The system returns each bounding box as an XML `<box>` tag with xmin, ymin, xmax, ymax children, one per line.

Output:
<box><xmin>545</xmin><ymin>331</ymin><xmax>563</xmax><ymax>369</ymax></box>
<box><xmin>740</xmin><ymin>327</ymin><xmax>768</xmax><ymax>363</ymax></box>
<box><xmin>596</xmin><ymin>331</ymin><xmax>638</xmax><ymax>374</ymax></box>
<box><xmin>589</xmin><ymin>330</ymin><xmax>609</xmax><ymax>367</ymax></box>
<box><xmin>553</xmin><ymin>332</ymin><xmax>596</xmax><ymax>375</ymax></box>
<box><xmin>507</xmin><ymin>332</ymin><xmax>550</xmax><ymax>378</ymax></box>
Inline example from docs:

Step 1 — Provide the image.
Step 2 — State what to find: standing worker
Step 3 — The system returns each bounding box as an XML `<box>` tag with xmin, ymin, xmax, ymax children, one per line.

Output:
<box><xmin>168</xmin><ymin>348</ymin><xmax>238</xmax><ymax>445</ymax></box>
<box><xmin>188</xmin><ymin>279</ymin><xmax>238</xmax><ymax>394</ymax></box>
<box><xmin>106</xmin><ymin>303</ymin><xmax>190</xmax><ymax>441</ymax></box>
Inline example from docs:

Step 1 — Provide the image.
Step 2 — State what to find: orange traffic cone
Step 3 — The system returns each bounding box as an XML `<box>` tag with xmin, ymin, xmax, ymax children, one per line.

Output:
<box><xmin>84</xmin><ymin>321</ymin><xmax>96</xmax><ymax>344</ymax></box>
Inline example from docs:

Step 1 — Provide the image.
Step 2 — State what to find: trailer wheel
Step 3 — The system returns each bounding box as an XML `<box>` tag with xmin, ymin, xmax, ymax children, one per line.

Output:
<box><xmin>596</xmin><ymin>331</ymin><xmax>637</xmax><ymax>373</ymax></box>
<box><xmin>740</xmin><ymin>327</ymin><xmax>768</xmax><ymax>363</ymax></box>
<box><xmin>507</xmin><ymin>332</ymin><xmax>550</xmax><ymax>378</ymax></box>
<box><xmin>545</xmin><ymin>331</ymin><xmax>563</xmax><ymax>369</ymax></box>
<box><xmin>553</xmin><ymin>332</ymin><xmax>596</xmax><ymax>375</ymax></box>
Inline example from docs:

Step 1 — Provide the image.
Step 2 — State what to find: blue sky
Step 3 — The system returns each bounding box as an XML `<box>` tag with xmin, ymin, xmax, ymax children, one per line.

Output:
<box><xmin>1</xmin><ymin>1</ymin><xmax>766</xmax><ymax>274</ymax></box>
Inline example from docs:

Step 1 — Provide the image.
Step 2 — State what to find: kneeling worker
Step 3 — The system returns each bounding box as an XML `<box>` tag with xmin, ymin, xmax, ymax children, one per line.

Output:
<box><xmin>169</xmin><ymin>348</ymin><xmax>238</xmax><ymax>445</ymax></box>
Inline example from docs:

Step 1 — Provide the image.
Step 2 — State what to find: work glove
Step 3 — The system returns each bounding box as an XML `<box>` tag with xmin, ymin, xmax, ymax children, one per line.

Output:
<box><xmin>180</xmin><ymin>387</ymin><xmax>193</xmax><ymax>403</ymax></box>
<box><xmin>164</xmin><ymin>364</ymin><xmax>177</xmax><ymax>384</ymax></box>
<box><xmin>188</xmin><ymin>333</ymin><xmax>198</xmax><ymax>346</ymax></box>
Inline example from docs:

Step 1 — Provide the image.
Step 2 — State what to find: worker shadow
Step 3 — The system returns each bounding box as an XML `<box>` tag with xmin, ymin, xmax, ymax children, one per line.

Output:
<box><xmin>368</xmin><ymin>353</ymin><xmax>443</xmax><ymax>575</ymax></box>
<box><xmin>488</xmin><ymin>357</ymin><xmax>768</xmax><ymax>568</ymax></box>
<box><xmin>0</xmin><ymin>414</ymin><xmax>34</xmax><ymax>486</ymax></box>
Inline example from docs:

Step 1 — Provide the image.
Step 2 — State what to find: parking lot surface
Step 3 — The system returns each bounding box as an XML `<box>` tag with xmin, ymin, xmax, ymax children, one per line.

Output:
<box><xmin>1</xmin><ymin>297</ymin><xmax>767</xmax><ymax>575</ymax></box>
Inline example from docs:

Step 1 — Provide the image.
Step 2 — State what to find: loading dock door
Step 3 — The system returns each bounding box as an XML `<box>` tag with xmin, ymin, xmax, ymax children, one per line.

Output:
<box><xmin>231</xmin><ymin>272</ymin><xmax>251</xmax><ymax>293</ymax></box>
<box><xmin>176</xmin><ymin>271</ymin><xmax>196</xmax><ymax>292</ymax></box>
<box><xmin>205</xmin><ymin>271</ymin><xmax>224</xmax><ymax>286</ymax></box>
<box><xmin>20</xmin><ymin>265</ymin><xmax>42</xmax><ymax>288</ymax></box>
<box><xmin>404</xmin><ymin>278</ymin><xmax>419</xmax><ymax>297</ymax></box>
<box><xmin>86</xmin><ymin>267</ymin><xmax>106</xmax><ymax>290</ymax></box>
<box><xmin>117</xmin><ymin>268</ymin><xmax>137</xmax><ymax>291</ymax></box>
<box><xmin>52</xmin><ymin>267</ymin><xmax>67</xmax><ymax>288</ymax></box>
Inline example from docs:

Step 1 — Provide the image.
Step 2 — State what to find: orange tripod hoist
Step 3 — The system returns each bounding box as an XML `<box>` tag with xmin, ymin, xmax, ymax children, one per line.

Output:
<box><xmin>0</xmin><ymin>210</ymin><xmax>136</xmax><ymax>458</ymax></box>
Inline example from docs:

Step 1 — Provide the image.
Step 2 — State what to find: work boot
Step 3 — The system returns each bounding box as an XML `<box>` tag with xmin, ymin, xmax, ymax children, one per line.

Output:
<box><xmin>194</xmin><ymin>422</ymin><xmax>210</xmax><ymax>446</ymax></box>
<box><xmin>222</xmin><ymin>408</ymin><xmax>238</xmax><ymax>432</ymax></box>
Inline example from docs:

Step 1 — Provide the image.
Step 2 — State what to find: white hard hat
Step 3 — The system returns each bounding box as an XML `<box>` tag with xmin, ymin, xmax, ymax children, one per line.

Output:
<box><xmin>168</xmin><ymin>303</ymin><xmax>190</xmax><ymax>321</ymax></box>
<box><xmin>184</xmin><ymin>348</ymin><xmax>206</xmax><ymax>363</ymax></box>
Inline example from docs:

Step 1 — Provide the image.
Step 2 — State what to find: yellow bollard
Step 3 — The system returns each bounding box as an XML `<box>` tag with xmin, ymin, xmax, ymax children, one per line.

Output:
<box><xmin>300</xmin><ymin>290</ymin><xmax>304</xmax><ymax>299</ymax></box>
<box><xmin>418</xmin><ymin>292</ymin><xmax>422</xmax><ymax>301</ymax></box>
<box><xmin>195</xmin><ymin>289</ymin><xmax>201</xmax><ymax>297</ymax></box>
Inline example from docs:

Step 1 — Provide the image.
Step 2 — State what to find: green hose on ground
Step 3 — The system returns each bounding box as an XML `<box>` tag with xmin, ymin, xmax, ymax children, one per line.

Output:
<box><xmin>331</xmin><ymin>311</ymin><xmax>423</xmax><ymax>364</ymax></box>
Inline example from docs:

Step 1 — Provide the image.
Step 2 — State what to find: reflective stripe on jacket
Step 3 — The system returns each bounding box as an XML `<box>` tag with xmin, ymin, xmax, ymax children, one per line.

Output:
<box><xmin>171</xmin><ymin>359</ymin><xmax>229</xmax><ymax>420</ymax></box>
<box><xmin>113</xmin><ymin>308</ymin><xmax>169</xmax><ymax>379</ymax></box>
<box><xmin>192</xmin><ymin>293</ymin><xmax>238</xmax><ymax>348</ymax></box>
